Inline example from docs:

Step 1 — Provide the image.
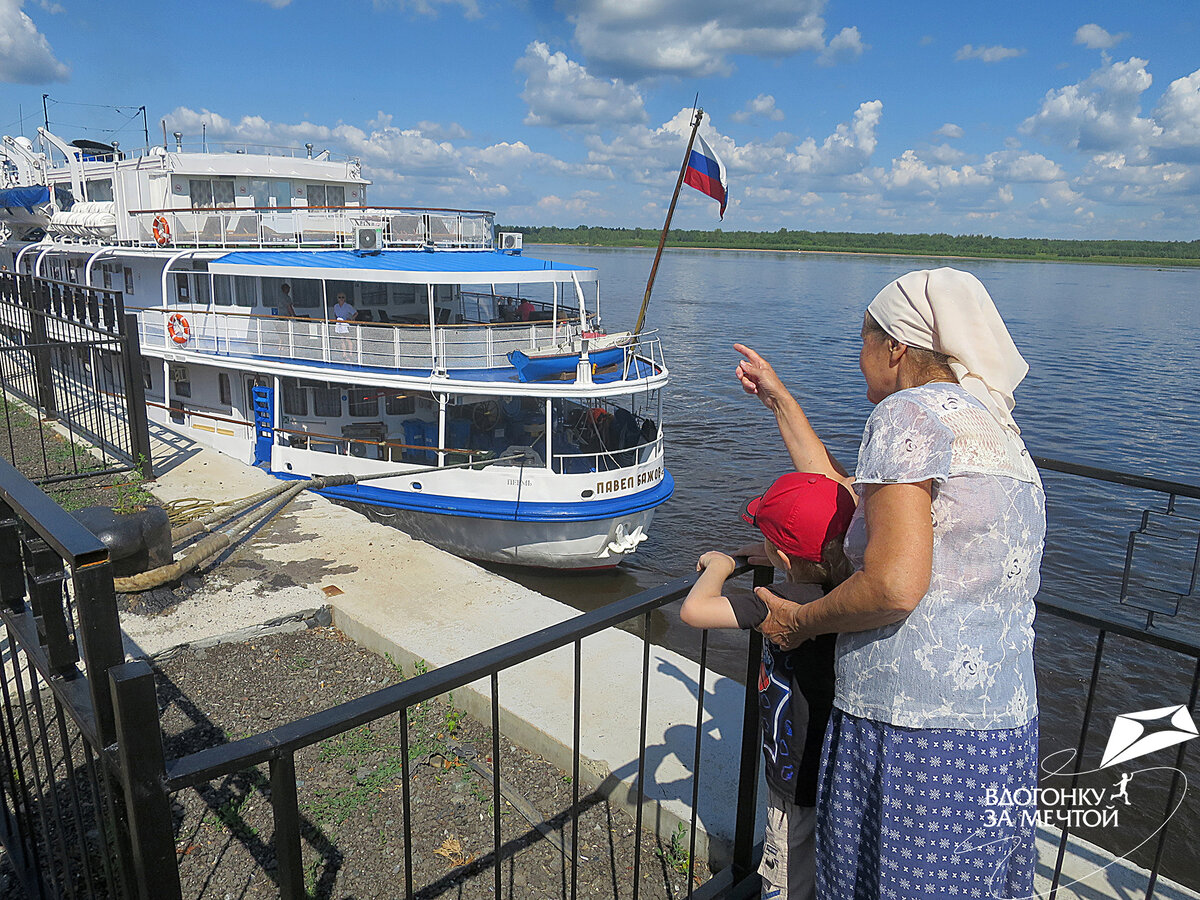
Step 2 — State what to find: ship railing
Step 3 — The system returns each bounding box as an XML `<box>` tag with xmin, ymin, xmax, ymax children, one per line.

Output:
<box><xmin>551</xmin><ymin>433</ymin><xmax>663</xmax><ymax>475</ymax></box>
<box><xmin>278</xmin><ymin>426</ymin><xmax>500</xmax><ymax>467</ymax></box>
<box><xmin>133</xmin><ymin>307</ymin><xmax>665</xmax><ymax>382</ymax></box>
<box><xmin>125</xmin><ymin>206</ymin><xmax>495</xmax><ymax>250</ymax></box>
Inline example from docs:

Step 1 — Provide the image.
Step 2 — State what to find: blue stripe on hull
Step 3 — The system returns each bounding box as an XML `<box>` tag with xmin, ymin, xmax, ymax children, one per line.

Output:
<box><xmin>272</xmin><ymin>470</ymin><xmax>675</xmax><ymax>522</ymax></box>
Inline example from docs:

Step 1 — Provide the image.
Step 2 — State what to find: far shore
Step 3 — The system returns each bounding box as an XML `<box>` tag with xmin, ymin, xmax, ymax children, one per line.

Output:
<box><xmin>523</xmin><ymin>241</ymin><xmax>1200</xmax><ymax>269</ymax></box>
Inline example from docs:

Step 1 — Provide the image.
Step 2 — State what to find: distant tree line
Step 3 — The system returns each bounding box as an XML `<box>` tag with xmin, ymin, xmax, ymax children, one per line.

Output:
<box><xmin>498</xmin><ymin>225</ymin><xmax>1200</xmax><ymax>265</ymax></box>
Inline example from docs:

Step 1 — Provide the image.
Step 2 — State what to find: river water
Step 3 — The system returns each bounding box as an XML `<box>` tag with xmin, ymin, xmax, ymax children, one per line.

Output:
<box><xmin>490</xmin><ymin>245</ymin><xmax>1200</xmax><ymax>885</ymax></box>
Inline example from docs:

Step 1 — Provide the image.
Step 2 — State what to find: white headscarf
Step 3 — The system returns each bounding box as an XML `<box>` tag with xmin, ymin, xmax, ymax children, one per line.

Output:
<box><xmin>866</xmin><ymin>267</ymin><xmax>1028</xmax><ymax>434</ymax></box>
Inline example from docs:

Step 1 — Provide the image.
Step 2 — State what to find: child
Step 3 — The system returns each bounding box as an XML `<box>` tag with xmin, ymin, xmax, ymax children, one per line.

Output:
<box><xmin>680</xmin><ymin>472</ymin><xmax>855</xmax><ymax>900</ymax></box>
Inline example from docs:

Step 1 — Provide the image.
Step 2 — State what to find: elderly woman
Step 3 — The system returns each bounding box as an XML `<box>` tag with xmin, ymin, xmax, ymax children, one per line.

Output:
<box><xmin>735</xmin><ymin>268</ymin><xmax>1044</xmax><ymax>899</ymax></box>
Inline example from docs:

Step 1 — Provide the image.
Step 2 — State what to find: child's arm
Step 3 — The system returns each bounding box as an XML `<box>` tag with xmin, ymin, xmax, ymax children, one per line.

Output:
<box><xmin>680</xmin><ymin>552</ymin><xmax>741</xmax><ymax>629</ymax></box>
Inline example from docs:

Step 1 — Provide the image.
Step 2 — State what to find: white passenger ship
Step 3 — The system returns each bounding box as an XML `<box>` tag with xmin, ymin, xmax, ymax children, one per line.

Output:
<box><xmin>0</xmin><ymin>129</ymin><xmax>672</xmax><ymax>568</ymax></box>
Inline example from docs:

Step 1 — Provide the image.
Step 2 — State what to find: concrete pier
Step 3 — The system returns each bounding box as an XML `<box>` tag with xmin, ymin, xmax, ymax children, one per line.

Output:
<box><xmin>120</xmin><ymin>423</ymin><xmax>1199</xmax><ymax>898</ymax></box>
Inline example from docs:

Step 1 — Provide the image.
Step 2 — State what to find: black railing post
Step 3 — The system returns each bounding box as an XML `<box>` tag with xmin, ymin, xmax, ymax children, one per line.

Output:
<box><xmin>110</xmin><ymin>660</ymin><xmax>182</xmax><ymax>900</ymax></box>
<box><xmin>71</xmin><ymin>557</ymin><xmax>125</xmax><ymax>747</ymax></box>
<box><xmin>21</xmin><ymin>535</ymin><xmax>78</xmax><ymax>675</ymax></box>
<box><xmin>120</xmin><ymin>311</ymin><xmax>154</xmax><ymax>480</ymax></box>
<box><xmin>24</xmin><ymin>276</ymin><xmax>57</xmax><ymax>421</ymax></box>
<box><xmin>731</xmin><ymin>565</ymin><xmax>771</xmax><ymax>881</ymax></box>
<box><xmin>269</xmin><ymin>753</ymin><xmax>306</xmax><ymax>899</ymax></box>
<box><xmin>0</xmin><ymin>500</ymin><xmax>26</xmax><ymax>610</ymax></box>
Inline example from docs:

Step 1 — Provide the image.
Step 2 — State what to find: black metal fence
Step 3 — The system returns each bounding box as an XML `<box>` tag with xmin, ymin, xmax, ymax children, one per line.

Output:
<box><xmin>0</xmin><ymin>453</ymin><xmax>177</xmax><ymax>899</ymax></box>
<box><xmin>0</xmin><ymin>451</ymin><xmax>1196</xmax><ymax>898</ymax></box>
<box><xmin>0</xmin><ymin>271</ymin><xmax>152</xmax><ymax>485</ymax></box>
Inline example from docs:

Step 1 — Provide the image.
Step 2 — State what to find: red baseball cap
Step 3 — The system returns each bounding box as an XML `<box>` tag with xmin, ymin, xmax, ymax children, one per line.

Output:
<box><xmin>741</xmin><ymin>473</ymin><xmax>856</xmax><ymax>563</ymax></box>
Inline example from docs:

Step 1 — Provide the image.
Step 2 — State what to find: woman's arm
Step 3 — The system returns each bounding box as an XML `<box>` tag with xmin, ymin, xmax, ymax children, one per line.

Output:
<box><xmin>756</xmin><ymin>481</ymin><xmax>934</xmax><ymax>649</ymax></box>
<box><xmin>733</xmin><ymin>344</ymin><xmax>850</xmax><ymax>484</ymax></box>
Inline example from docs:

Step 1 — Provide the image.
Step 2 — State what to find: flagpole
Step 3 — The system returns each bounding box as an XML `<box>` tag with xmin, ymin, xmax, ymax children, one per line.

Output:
<box><xmin>634</xmin><ymin>107</ymin><xmax>704</xmax><ymax>336</ymax></box>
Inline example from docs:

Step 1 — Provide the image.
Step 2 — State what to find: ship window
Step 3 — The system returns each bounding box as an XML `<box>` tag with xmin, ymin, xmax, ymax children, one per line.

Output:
<box><xmin>86</xmin><ymin>179</ymin><xmax>114</xmax><ymax>202</ymax></box>
<box><xmin>312</xmin><ymin>387</ymin><xmax>341</xmax><ymax>418</ymax></box>
<box><xmin>295</xmin><ymin>280</ymin><xmax>321</xmax><ymax>309</ymax></box>
<box><xmin>306</xmin><ymin>184</ymin><xmax>346</xmax><ymax>208</ymax></box>
<box><xmin>348</xmin><ymin>390</ymin><xmax>378</xmax><ymax>417</ymax></box>
<box><xmin>359</xmin><ymin>283</ymin><xmax>387</xmax><ymax>307</ymax></box>
<box><xmin>213</xmin><ymin>275</ymin><xmax>255</xmax><ymax>307</ymax></box>
<box><xmin>102</xmin><ymin>265</ymin><xmax>112</xmax><ymax>290</ymax></box>
<box><xmin>189</xmin><ymin>178</ymin><xmax>236</xmax><ymax>209</ymax></box>
<box><xmin>212</xmin><ymin>179</ymin><xmax>234</xmax><ymax>208</ymax></box>
<box><xmin>173</xmin><ymin>376</ymin><xmax>191</xmax><ymax>399</ymax></box>
<box><xmin>385</xmin><ymin>393</ymin><xmax>415</xmax><ymax>416</ymax></box>
<box><xmin>219</xmin><ymin>373</ymin><xmax>232</xmax><ymax>406</ymax></box>
<box><xmin>393</xmin><ymin>284</ymin><xmax>417</xmax><ymax>306</ymax></box>
<box><xmin>189</xmin><ymin>179</ymin><xmax>213</xmax><ymax>208</ymax></box>
<box><xmin>123</xmin><ymin>267</ymin><xmax>134</xmax><ymax>294</ymax></box>
<box><xmin>213</xmin><ymin>275</ymin><xmax>233</xmax><ymax>306</ymax></box>
<box><xmin>141</xmin><ymin>359</ymin><xmax>152</xmax><ymax>390</ymax></box>
<box><xmin>174</xmin><ymin>272</ymin><xmax>210</xmax><ymax>305</ymax></box>
<box><xmin>282</xmin><ymin>379</ymin><xmax>308</xmax><ymax>416</ymax></box>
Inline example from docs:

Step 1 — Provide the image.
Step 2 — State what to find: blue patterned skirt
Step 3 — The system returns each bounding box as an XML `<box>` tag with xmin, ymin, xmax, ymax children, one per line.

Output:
<box><xmin>816</xmin><ymin>708</ymin><xmax>1038</xmax><ymax>900</ymax></box>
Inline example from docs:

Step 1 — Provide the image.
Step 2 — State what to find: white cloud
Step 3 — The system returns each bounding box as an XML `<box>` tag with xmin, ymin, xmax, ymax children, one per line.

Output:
<box><xmin>732</xmin><ymin>94</ymin><xmax>785</xmax><ymax>124</ymax></box>
<box><xmin>785</xmin><ymin>100</ymin><xmax>882</xmax><ymax>177</ymax></box>
<box><xmin>1074</xmin><ymin>24</ymin><xmax>1127</xmax><ymax>50</ymax></box>
<box><xmin>935</xmin><ymin>123</ymin><xmax>964</xmax><ymax>139</ymax></box>
<box><xmin>925</xmin><ymin>143</ymin><xmax>969</xmax><ymax>165</ymax></box>
<box><xmin>818</xmin><ymin>25</ymin><xmax>866</xmax><ymax>67</ymax></box>
<box><xmin>955</xmin><ymin>44</ymin><xmax>1025</xmax><ymax>63</ymax></box>
<box><xmin>516</xmin><ymin>42</ymin><xmax>647</xmax><ymax>128</ymax></box>
<box><xmin>1153</xmin><ymin>69</ymin><xmax>1200</xmax><ymax>161</ymax></box>
<box><xmin>1075</xmin><ymin>152</ymin><xmax>1197</xmax><ymax>203</ymax></box>
<box><xmin>563</xmin><ymin>0</ymin><xmax>829</xmax><ymax>78</ymax></box>
<box><xmin>1021</xmin><ymin>56</ymin><xmax>1160</xmax><ymax>154</ymax></box>
<box><xmin>981</xmin><ymin>150</ymin><xmax>1065</xmax><ymax>182</ymax></box>
<box><xmin>0</xmin><ymin>0</ymin><xmax>68</xmax><ymax>83</ymax></box>
<box><xmin>881</xmin><ymin>149</ymin><xmax>993</xmax><ymax>200</ymax></box>
<box><xmin>416</xmin><ymin>120</ymin><xmax>471</xmax><ymax>141</ymax></box>
<box><xmin>165</xmin><ymin>107</ymin><xmax>464</xmax><ymax>177</ymax></box>
<box><xmin>378</xmin><ymin>0</ymin><xmax>482</xmax><ymax>20</ymax></box>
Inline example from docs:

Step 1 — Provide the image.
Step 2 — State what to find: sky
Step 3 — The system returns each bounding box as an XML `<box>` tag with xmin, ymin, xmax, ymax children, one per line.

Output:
<box><xmin>1</xmin><ymin>0</ymin><xmax>1199</xmax><ymax>240</ymax></box>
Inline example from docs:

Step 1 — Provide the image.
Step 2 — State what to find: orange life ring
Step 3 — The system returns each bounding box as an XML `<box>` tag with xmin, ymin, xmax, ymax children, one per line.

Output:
<box><xmin>168</xmin><ymin>313</ymin><xmax>190</xmax><ymax>345</ymax></box>
<box><xmin>152</xmin><ymin>215</ymin><xmax>171</xmax><ymax>246</ymax></box>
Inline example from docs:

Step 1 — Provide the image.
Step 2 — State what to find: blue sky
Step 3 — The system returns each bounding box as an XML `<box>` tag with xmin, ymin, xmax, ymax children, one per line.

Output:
<box><xmin>2</xmin><ymin>0</ymin><xmax>1199</xmax><ymax>240</ymax></box>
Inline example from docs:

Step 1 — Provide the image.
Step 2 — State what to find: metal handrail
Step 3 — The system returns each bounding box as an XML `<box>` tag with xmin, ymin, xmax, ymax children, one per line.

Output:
<box><xmin>123</xmin><ymin>206</ymin><xmax>496</xmax><ymax>250</ymax></box>
<box><xmin>133</xmin><ymin>305</ymin><xmax>666</xmax><ymax>379</ymax></box>
<box><xmin>1033</xmin><ymin>454</ymin><xmax>1200</xmax><ymax>501</ymax></box>
<box><xmin>162</xmin><ymin>569</ymin><xmax>708</xmax><ymax>790</ymax></box>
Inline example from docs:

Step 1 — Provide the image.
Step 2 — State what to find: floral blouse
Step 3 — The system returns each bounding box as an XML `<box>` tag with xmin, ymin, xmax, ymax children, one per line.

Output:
<box><xmin>837</xmin><ymin>383</ymin><xmax>1044</xmax><ymax>730</ymax></box>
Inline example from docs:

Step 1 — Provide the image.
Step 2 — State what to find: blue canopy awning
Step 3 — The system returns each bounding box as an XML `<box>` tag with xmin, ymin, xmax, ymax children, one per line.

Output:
<box><xmin>0</xmin><ymin>186</ymin><xmax>50</xmax><ymax>213</ymax></box>
<box><xmin>208</xmin><ymin>248</ymin><xmax>598</xmax><ymax>285</ymax></box>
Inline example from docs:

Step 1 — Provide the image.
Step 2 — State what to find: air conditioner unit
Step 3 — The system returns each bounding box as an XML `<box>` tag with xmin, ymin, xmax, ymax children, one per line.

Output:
<box><xmin>169</xmin><ymin>365</ymin><xmax>188</xmax><ymax>382</ymax></box>
<box><xmin>498</xmin><ymin>232</ymin><xmax>523</xmax><ymax>252</ymax></box>
<box><xmin>354</xmin><ymin>226</ymin><xmax>382</xmax><ymax>251</ymax></box>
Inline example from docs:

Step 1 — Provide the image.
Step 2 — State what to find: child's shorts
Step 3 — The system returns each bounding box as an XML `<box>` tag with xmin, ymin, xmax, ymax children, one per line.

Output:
<box><xmin>760</xmin><ymin>787</ymin><xmax>816</xmax><ymax>900</ymax></box>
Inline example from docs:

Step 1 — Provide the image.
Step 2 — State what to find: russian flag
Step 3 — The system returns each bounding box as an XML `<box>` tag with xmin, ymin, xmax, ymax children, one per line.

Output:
<box><xmin>683</xmin><ymin>133</ymin><xmax>728</xmax><ymax>219</ymax></box>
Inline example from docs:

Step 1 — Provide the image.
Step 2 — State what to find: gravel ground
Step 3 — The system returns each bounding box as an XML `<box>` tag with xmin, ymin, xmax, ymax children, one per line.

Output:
<box><xmin>156</xmin><ymin>625</ymin><xmax>710</xmax><ymax>900</ymax></box>
<box><xmin>0</xmin><ymin>394</ymin><xmax>156</xmax><ymax>512</ymax></box>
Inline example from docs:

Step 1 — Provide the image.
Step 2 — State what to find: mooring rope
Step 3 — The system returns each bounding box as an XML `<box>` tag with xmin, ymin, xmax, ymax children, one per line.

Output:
<box><xmin>116</xmin><ymin>453</ymin><xmax>524</xmax><ymax>593</ymax></box>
